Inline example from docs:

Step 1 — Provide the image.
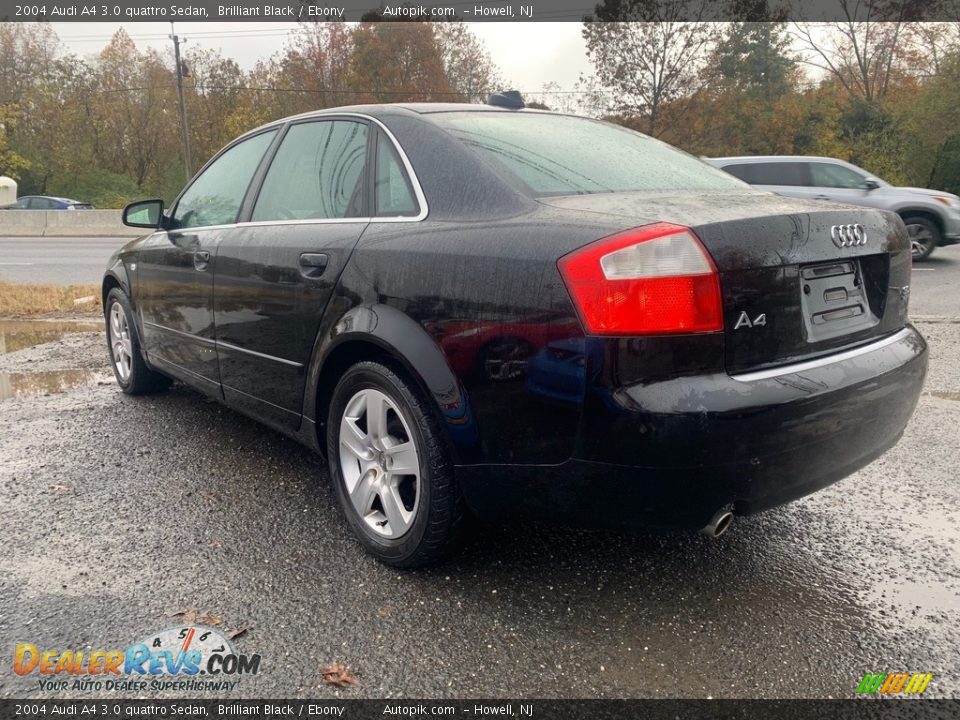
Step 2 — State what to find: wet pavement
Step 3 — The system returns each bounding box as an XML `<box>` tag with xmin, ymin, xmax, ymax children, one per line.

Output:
<box><xmin>0</xmin><ymin>320</ymin><xmax>108</xmax><ymax>401</ymax></box>
<box><xmin>1</xmin><ymin>254</ymin><xmax>960</xmax><ymax>699</ymax></box>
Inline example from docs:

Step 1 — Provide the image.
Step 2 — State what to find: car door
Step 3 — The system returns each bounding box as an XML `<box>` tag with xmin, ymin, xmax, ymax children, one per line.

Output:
<box><xmin>136</xmin><ymin>128</ymin><xmax>278</xmax><ymax>397</ymax></box>
<box><xmin>807</xmin><ymin>161</ymin><xmax>884</xmax><ymax>209</ymax></box>
<box><xmin>212</xmin><ymin>118</ymin><xmax>372</xmax><ymax>431</ymax></box>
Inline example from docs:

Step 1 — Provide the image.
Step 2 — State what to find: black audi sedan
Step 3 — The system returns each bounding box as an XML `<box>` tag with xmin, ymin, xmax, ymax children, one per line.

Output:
<box><xmin>103</xmin><ymin>100</ymin><xmax>927</xmax><ymax>567</ymax></box>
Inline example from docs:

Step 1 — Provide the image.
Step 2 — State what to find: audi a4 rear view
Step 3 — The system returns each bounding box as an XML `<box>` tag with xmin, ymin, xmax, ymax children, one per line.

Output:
<box><xmin>103</xmin><ymin>104</ymin><xmax>927</xmax><ymax>567</ymax></box>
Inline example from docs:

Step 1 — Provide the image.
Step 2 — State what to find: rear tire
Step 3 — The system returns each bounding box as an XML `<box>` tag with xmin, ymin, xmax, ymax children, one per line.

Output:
<box><xmin>326</xmin><ymin>360</ymin><xmax>466</xmax><ymax>568</ymax></box>
<box><xmin>903</xmin><ymin>216</ymin><xmax>940</xmax><ymax>261</ymax></box>
<box><xmin>105</xmin><ymin>288</ymin><xmax>172</xmax><ymax>395</ymax></box>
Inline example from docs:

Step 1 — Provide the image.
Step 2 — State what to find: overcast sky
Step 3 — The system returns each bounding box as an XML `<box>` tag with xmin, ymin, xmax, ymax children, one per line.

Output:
<box><xmin>50</xmin><ymin>22</ymin><xmax>594</xmax><ymax>93</ymax></box>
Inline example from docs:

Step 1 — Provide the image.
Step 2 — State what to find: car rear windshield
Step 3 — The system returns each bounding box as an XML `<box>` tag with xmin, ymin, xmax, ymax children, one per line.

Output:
<box><xmin>431</xmin><ymin>112</ymin><xmax>748</xmax><ymax>196</ymax></box>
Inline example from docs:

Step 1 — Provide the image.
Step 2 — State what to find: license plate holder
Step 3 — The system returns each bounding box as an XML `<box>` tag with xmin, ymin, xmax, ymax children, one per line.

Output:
<box><xmin>800</xmin><ymin>260</ymin><xmax>878</xmax><ymax>342</ymax></box>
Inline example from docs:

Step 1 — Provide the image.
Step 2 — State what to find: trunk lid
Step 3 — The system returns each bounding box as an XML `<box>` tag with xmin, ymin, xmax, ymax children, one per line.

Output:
<box><xmin>540</xmin><ymin>191</ymin><xmax>911</xmax><ymax>373</ymax></box>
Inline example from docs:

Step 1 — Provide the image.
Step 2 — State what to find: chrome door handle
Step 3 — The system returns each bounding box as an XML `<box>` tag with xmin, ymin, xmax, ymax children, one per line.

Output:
<box><xmin>299</xmin><ymin>253</ymin><xmax>328</xmax><ymax>278</ymax></box>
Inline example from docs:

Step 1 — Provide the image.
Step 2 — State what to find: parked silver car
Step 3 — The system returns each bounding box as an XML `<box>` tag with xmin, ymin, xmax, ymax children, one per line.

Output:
<box><xmin>706</xmin><ymin>155</ymin><xmax>960</xmax><ymax>259</ymax></box>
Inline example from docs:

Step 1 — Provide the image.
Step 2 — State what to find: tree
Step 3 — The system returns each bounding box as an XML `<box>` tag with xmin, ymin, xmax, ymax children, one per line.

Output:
<box><xmin>0</xmin><ymin>22</ymin><xmax>60</xmax><ymax>106</ymax></box>
<box><xmin>263</xmin><ymin>22</ymin><xmax>356</xmax><ymax>116</ymax></box>
<box><xmin>348</xmin><ymin>22</ymin><xmax>454</xmax><ymax>103</ymax></box>
<box><xmin>88</xmin><ymin>30</ymin><xmax>177</xmax><ymax>189</ymax></box>
<box><xmin>711</xmin><ymin>22</ymin><xmax>796</xmax><ymax>97</ymax></box>
<box><xmin>434</xmin><ymin>23</ymin><xmax>503</xmax><ymax>103</ymax></box>
<box><xmin>792</xmin><ymin>7</ymin><xmax>911</xmax><ymax>103</ymax></box>
<box><xmin>181</xmin><ymin>46</ymin><xmax>249</xmax><ymax>165</ymax></box>
<box><xmin>582</xmin><ymin>1</ymin><xmax>718</xmax><ymax>135</ymax></box>
<box><xmin>0</xmin><ymin>105</ymin><xmax>29</xmax><ymax>180</ymax></box>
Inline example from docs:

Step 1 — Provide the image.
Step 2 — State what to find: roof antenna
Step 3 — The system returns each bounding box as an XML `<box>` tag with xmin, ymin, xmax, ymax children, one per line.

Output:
<box><xmin>487</xmin><ymin>90</ymin><xmax>525</xmax><ymax>109</ymax></box>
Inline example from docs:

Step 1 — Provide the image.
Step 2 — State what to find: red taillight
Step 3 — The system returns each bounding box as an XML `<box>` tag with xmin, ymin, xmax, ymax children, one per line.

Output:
<box><xmin>558</xmin><ymin>222</ymin><xmax>723</xmax><ymax>336</ymax></box>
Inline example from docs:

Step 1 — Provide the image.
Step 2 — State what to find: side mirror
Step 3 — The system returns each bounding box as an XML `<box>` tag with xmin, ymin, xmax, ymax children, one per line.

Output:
<box><xmin>122</xmin><ymin>199</ymin><xmax>164</xmax><ymax>229</ymax></box>
<box><xmin>864</xmin><ymin>178</ymin><xmax>880</xmax><ymax>191</ymax></box>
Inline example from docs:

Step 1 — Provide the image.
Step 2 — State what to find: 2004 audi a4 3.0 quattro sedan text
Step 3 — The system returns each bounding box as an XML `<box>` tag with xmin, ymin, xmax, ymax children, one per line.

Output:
<box><xmin>103</xmin><ymin>98</ymin><xmax>927</xmax><ymax>566</ymax></box>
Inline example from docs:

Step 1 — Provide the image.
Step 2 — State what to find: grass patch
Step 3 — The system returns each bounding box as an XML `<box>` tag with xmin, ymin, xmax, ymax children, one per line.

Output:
<box><xmin>0</xmin><ymin>281</ymin><xmax>102</xmax><ymax>316</ymax></box>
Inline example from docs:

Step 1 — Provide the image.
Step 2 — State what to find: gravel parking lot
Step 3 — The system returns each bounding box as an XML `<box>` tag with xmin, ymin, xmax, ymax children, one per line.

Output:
<box><xmin>1</xmin><ymin>249</ymin><xmax>959</xmax><ymax>700</ymax></box>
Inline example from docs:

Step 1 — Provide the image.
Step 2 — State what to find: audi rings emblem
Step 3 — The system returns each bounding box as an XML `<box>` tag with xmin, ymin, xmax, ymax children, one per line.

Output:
<box><xmin>830</xmin><ymin>223</ymin><xmax>867</xmax><ymax>248</ymax></box>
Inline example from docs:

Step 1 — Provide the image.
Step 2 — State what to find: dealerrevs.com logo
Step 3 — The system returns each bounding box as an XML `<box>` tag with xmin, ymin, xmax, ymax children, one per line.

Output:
<box><xmin>14</xmin><ymin>625</ymin><xmax>261</xmax><ymax>693</ymax></box>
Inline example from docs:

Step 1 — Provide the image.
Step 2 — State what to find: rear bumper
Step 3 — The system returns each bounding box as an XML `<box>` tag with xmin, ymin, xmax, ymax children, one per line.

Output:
<box><xmin>457</xmin><ymin>326</ymin><xmax>927</xmax><ymax>530</ymax></box>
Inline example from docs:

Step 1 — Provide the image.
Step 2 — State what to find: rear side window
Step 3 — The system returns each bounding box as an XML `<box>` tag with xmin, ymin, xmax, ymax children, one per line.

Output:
<box><xmin>374</xmin><ymin>133</ymin><xmax>418</xmax><ymax>217</ymax></box>
<box><xmin>722</xmin><ymin>162</ymin><xmax>809</xmax><ymax>187</ymax></box>
<box><xmin>172</xmin><ymin>130</ymin><xmax>277</xmax><ymax>230</ymax></box>
<box><xmin>253</xmin><ymin>120</ymin><xmax>368</xmax><ymax>222</ymax></box>
<box><xmin>809</xmin><ymin>162</ymin><xmax>866</xmax><ymax>189</ymax></box>
<box><xmin>431</xmin><ymin>112</ymin><xmax>746</xmax><ymax>195</ymax></box>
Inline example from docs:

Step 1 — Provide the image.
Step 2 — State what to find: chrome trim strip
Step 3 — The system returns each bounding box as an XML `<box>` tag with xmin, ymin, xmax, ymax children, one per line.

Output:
<box><xmin>216</xmin><ymin>339</ymin><xmax>303</xmax><ymax>368</ymax></box>
<box><xmin>142</xmin><ymin>320</ymin><xmax>216</xmax><ymax>346</ymax></box>
<box><xmin>238</xmin><ymin>114</ymin><xmax>428</xmax><ymax>224</ymax></box>
<box><xmin>363</xmin><ymin>114</ymin><xmax>429</xmax><ymax>222</ymax></box>
<box><xmin>730</xmin><ymin>328</ymin><xmax>914</xmax><ymax>383</ymax></box>
<box><xmin>143</xmin><ymin>321</ymin><xmax>304</xmax><ymax>368</ymax></box>
<box><xmin>168</xmin><ymin>113</ymin><xmax>428</xmax><ymax>233</ymax></box>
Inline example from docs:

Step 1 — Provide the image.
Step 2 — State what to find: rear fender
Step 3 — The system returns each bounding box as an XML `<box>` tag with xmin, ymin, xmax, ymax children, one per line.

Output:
<box><xmin>304</xmin><ymin>303</ymin><xmax>480</xmax><ymax>464</ymax></box>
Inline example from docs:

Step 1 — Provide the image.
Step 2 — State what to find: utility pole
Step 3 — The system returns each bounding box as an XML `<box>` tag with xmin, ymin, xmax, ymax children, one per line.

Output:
<box><xmin>170</xmin><ymin>22</ymin><xmax>192</xmax><ymax>181</ymax></box>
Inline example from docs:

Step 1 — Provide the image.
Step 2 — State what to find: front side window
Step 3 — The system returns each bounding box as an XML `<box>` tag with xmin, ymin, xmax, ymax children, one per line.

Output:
<box><xmin>431</xmin><ymin>112</ymin><xmax>747</xmax><ymax>196</ymax></box>
<box><xmin>252</xmin><ymin>120</ymin><xmax>368</xmax><ymax>222</ymax></box>
<box><xmin>810</xmin><ymin>162</ymin><xmax>867</xmax><ymax>189</ymax></box>
<box><xmin>171</xmin><ymin>130</ymin><xmax>277</xmax><ymax>230</ymax></box>
<box><xmin>375</xmin><ymin>133</ymin><xmax>418</xmax><ymax>217</ymax></box>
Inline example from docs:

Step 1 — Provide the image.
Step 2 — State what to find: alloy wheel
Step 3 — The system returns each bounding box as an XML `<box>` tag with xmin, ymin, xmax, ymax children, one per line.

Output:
<box><xmin>906</xmin><ymin>222</ymin><xmax>935</xmax><ymax>259</ymax></box>
<box><xmin>338</xmin><ymin>388</ymin><xmax>421</xmax><ymax>539</ymax></box>
<box><xmin>109</xmin><ymin>302</ymin><xmax>133</xmax><ymax>382</ymax></box>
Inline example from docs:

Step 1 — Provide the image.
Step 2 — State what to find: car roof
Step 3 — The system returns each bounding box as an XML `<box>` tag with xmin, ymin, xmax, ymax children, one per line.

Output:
<box><xmin>708</xmin><ymin>156</ymin><xmax>850</xmax><ymax>164</ymax></box>
<box><xmin>20</xmin><ymin>195</ymin><xmax>80</xmax><ymax>202</ymax></box>
<box><xmin>243</xmin><ymin>102</ymin><xmax>556</xmax><ymax>137</ymax></box>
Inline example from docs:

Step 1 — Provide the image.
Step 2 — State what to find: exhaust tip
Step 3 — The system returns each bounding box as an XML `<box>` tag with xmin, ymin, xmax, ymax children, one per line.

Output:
<box><xmin>701</xmin><ymin>510</ymin><xmax>734</xmax><ymax>538</ymax></box>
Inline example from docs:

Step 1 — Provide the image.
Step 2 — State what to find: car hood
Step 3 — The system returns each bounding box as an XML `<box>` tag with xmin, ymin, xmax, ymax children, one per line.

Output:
<box><xmin>893</xmin><ymin>186</ymin><xmax>960</xmax><ymax>201</ymax></box>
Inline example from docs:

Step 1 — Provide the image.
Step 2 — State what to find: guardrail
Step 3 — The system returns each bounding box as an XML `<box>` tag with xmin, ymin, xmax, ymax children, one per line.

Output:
<box><xmin>0</xmin><ymin>210</ymin><xmax>142</xmax><ymax>237</ymax></box>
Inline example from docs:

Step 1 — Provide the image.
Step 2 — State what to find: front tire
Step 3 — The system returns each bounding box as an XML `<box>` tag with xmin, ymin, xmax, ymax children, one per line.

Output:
<box><xmin>105</xmin><ymin>288</ymin><xmax>171</xmax><ymax>395</ymax></box>
<box><xmin>326</xmin><ymin>361</ymin><xmax>465</xmax><ymax>567</ymax></box>
<box><xmin>903</xmin><ymin>216</ymin><xmax>940</xmax><ymax>261</ymax></box>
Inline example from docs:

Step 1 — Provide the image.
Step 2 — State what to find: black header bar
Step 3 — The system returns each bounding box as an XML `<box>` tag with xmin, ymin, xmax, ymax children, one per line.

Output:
<box><xmin>0</xmin><ymin>0</ymin><xmax>957</xmax><ymax>23</ymax></box>
<box><xmin>1</xmin><ymin>699</ymin><xmax>957</xmax><ymax>719</ymax></box>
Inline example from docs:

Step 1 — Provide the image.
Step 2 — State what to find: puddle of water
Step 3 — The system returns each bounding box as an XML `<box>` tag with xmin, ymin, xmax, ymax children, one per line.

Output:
<box><xmin>929</xmin><ymin>391</ymin><xmax>960</xmax><ymax>402</ymax></box>
<box><xmin>0</xmin><ymin>369</ymin><xmax>110</xmax><ymax>400</ymax></box>
<box><xmin>889</xmin><ymin>581</ymin><xmax>960</xmax><ymax>612</ymax></box>
<box><xmin>0</xmin><ymin>319</ymin><xmax>102</xmax><ymax>355</ymax></box>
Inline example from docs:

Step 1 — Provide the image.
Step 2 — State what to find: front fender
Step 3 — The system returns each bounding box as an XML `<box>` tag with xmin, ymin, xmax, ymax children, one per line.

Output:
<box><xmin>303</xmin><ymin>303</ymin><xmax>481</xmax><ymax>463</ymax></box>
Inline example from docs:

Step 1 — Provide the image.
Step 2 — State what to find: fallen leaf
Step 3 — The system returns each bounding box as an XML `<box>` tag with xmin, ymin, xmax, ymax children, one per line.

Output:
<box><xmin>228</xmin><ymin>625</ymin><xmax>251</xmax><ymax>640</ymax></box>
<box><xmin>319</xmin><ymin>661</ymin><xmax>359</xmax><ymax>687</ymax></box>
<box><xmin>171</xmin><ymin>609</ymin><xmax>222</xmax><ymax>626</ymax></box>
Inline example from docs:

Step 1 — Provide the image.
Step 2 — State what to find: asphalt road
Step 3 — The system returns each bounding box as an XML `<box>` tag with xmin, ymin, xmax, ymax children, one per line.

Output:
<box><xmin>0</xmin><ymin>250</ymin><xmax>959</xmax><ymax>700</ymax></box>
<box><xmin>0</xmin><ymin>237</ymin><xmax>131</xmax><ymax>284</ymax></box>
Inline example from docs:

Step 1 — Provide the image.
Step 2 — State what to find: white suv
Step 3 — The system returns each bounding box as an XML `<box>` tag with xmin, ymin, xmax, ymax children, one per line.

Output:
<box><xmin>707</xmin><ymin>155</ymin><xmax>960</xmax><ymax>260</ymax></box>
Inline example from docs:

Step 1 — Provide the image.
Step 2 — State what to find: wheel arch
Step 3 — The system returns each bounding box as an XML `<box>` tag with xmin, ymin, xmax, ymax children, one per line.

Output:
<box><xmin>896</xmin><ymin>207</ymin><xmax>945</xmax><ymax>237</ymax></box>
<box><xmin>101</xmin><ymin>270</ymin><xmax>127</xmax><ymax>309</ymax></box>
<box><xmin>308</xmin><ymin>304</ymin><xmax>481</xmax><ymax>465</ymax></box>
